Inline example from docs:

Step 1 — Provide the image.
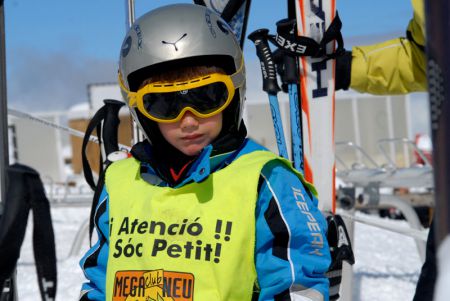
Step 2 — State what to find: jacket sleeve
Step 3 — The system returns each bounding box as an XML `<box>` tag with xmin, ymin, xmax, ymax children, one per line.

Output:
<box><xmin>79</xmin><ymin>187</ymin><xmax>110</xmax><ymax>301</ymax></box>
<box><xmin>350</xmin><ymin>0</ymin><xmax>426</xmax><ymax>95</ymax></box>
<box><xmin>255</xmin><ymin>161</ymin><xmax>331</xmax><ymax>301</ymax></box>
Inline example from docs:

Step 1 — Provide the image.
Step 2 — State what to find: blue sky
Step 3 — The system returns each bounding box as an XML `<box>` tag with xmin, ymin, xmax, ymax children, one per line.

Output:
<box><xmin>5</xmin><ymin>0</ymin><xmax>412</xmax><ymax>59</ymax></box>
<box><xmin>4</xmin><ymin>0</ymin><xmax>414</xmax><ymax>111</ymax></box>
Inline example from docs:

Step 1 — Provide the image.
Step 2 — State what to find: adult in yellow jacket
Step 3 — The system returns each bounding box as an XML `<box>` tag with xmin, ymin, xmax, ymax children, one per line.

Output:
<box><xmin>337</xmin><ymin>1</ymin><xmax>434</xmax><ymax>300</ymax></box>
<box><xmin>337</xmin><ymin>0</ymin><xmax>426</xmax><ymax>94</ymax></box>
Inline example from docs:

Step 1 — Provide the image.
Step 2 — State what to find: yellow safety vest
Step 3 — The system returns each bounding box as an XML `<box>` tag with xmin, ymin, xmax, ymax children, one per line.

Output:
<box><xmin>104</xmin><ymin>150</ymin><xmax>301</xmax><ymax>301</ymax></box>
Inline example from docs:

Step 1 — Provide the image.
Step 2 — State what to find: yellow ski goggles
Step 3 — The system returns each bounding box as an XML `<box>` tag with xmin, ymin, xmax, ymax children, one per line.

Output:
<box><xmin>119</xmin><ymin>69</ymin><xmax>245</xmax><ymax>123</ymax></box>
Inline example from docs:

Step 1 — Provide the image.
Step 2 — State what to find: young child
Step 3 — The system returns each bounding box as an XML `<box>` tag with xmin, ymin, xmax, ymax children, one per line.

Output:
<box><xmin>80</xmin><ymin>4</ymin><xmax>331</xmax><ymax>301</ymax></box>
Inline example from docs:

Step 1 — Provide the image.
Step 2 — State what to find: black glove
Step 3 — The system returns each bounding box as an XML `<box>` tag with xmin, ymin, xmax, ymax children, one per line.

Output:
<box><xmin>335</xmin><ymin>50</ymin><xmax>352</xmax><ymax>91</ymax></box>
<box><xmin>326</xmin><ymin>214</ymin><xmax>355</xmax><ymax>300</ymax></box>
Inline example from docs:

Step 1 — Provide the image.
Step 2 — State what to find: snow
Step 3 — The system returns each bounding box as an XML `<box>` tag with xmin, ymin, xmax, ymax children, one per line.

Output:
<box><xmin>17</xmin><ymin>206</ymin><xmax>90</xmax><ymax>301</ymax></box>
<box><xmin>16</xmin><ymin>208</ymin><xmax>423</xmax><ymax>301</ymax></box>
<box><xmin>351</xmin><ymin>215</ymin><xmax>422</xmax><ymax>300</ymax></box>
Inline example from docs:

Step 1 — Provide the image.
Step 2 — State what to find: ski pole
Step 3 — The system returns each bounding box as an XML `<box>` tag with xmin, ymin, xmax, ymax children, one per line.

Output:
<box><xmin>248</xmin><ymin>29</ymin><xmax>289</xmax><ymax>160</ymax></box>
<box><xmin>276</xmin><ymin>19</ymin><xmax>304</xmax><ymax>173</ymax></box>
<box><xmin>102</xmin><ymin>99</ymin><xmax>125</xmax><ymax>157</ymax></box>
<box><xmin>288</xmin><ymin>80</ymin><xmax>302</xmax><ymax>171</ymax></box>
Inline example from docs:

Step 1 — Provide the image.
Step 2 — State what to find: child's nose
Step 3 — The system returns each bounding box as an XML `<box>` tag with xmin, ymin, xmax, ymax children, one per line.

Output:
<box><xmin>180</xmin><ymin>111</ymin><xmax>199</xmax><ymax>129</ymax></box>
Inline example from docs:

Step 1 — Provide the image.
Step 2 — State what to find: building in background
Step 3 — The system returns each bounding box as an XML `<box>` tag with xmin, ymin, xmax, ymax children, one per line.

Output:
<box><xmin>8</xmin><ymin>112</ymin><xmax>66</xmax><ymax>183</ymax></box>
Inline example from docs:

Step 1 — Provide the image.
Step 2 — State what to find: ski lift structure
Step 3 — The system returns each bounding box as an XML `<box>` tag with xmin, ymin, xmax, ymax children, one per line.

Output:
<box><xmin>335</xmin><ymin>138</ymin><xmax>433</xmax><ymax>260</ymax></box>
<box><xmin>334</xmin><ymin>137</ymin><xmax>433</xmax><ymax>301</ymax></box>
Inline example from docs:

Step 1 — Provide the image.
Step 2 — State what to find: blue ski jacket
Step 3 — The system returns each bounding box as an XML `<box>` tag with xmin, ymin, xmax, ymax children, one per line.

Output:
<box><xmin>79</xmin><ymin>139</ymin><xmax>331</xmax><ymax>301</ymax></box>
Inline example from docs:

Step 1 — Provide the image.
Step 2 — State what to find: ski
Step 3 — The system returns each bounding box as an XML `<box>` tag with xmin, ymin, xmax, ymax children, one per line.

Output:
<box><xmin>195</xmin><ymin>0</ymin><xmax>252</xmax><ymax>48</ymax></box>
<box><xmin>294</xmin><ymin>0</ymin><xmax>337</xmax><ymax>212</ymax></box>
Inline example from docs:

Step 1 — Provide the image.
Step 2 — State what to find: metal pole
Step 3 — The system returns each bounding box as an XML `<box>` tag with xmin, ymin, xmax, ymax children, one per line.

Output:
<box><xmin>126</xmin><ymin>0</ymin><xmax>135</xmax><ymax>29</ymax></box>
<box><xmin>425</xmin><ymin>0</ymin><xmax>450</xmax><ymax>245</ymax></box>
<box><xmin>0</xmin><ymin>3</ymin><xmax>17</xmax><ymax>301</ymax></box>
<box><xmin>125</xmin><ymin>0</ymin><xmax>144</xmax><ymax>144</ymax></box>
<box><xmin>0</xmin><ymin>0</ymin><xmax>9</xmax><ymax>210</ymax></box>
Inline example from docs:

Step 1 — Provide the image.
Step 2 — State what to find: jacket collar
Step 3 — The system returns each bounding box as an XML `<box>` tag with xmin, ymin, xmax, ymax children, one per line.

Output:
<box><xmin>136</xmin><ymin>143</ymin><xmax>236</xmax><ymax>188</ymax></box>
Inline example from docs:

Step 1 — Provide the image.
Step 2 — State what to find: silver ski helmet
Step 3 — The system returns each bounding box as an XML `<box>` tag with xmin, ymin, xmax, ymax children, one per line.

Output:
<box><xmin>118</xmin><ymin>4</ymin><xmax>246</xmax><ymax>135</ymax></box>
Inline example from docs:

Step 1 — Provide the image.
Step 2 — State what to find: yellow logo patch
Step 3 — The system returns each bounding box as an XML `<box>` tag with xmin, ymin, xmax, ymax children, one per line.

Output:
<box><xmin>113</xmin><ymin>269</ymin><xmax>194</xmax><ymax>301</ymax></box>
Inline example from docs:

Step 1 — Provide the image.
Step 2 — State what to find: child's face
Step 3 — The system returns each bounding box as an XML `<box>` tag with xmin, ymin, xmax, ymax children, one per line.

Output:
<box><xmin>158</xmin><ymin>111</ymin><xmax>222</xmax><ymax>156</ymax></box>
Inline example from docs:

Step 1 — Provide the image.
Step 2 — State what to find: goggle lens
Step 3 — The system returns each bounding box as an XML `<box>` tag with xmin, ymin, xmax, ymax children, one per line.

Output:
<box><xmin>142</xmin><ymin>81</ymin><xmax>229</xmax><ymax>121</ymax></box>
<box><xmin>119</xmin><ymin>69</ymin><xmax>245</xmax><ymax>123</ymax></box>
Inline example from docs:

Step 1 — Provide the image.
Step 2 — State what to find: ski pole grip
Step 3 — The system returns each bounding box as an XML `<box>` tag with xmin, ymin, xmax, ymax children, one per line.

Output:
<box><xmin>275</xmin><ymin>19</ymin><xmax>299</xmax><ymax>84</ymax></box>
<box><xmin>248</xmin><ymin>29</ymin><xmax>280</xmax><ymax>94</ymax></box>
<box><xmin>103</xmin><ymin>99</ymin><xmax>125</xmax><ymax>157</ymax></box>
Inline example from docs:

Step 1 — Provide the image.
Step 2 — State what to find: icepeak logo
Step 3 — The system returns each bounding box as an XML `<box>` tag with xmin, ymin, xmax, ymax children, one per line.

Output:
<box><xmin>162</xmin><ymin>33</ymin><xmax>187</xmax><ymax>51</ymax></box>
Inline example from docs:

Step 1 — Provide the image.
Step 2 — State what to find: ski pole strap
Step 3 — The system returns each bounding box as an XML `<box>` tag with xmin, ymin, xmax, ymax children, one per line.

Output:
<box><xmin>102</xmin><ymin>99</ymin><xmax>125</xmax><ymax>158</ymax></box>
<box><xmin>248</xmin><ymin>28</ymin><xmax>280</xmax><ymax>94</ymax></box>
<box><xmin>82</xmin><ymin>99</ymin><xmax>124</xmax><ymax>191</ymax></box>
<box><xmin>82</xmin><ymin>105</ymin><xmax>106</xmax><ymax>191</ymax></box>
<box><xmin>272</xmin><ymin>48</ymin><xmax>298</xmax><ymax>93</ymax></box>
<box><xmin>272</xmin><ymin>12</ymin><xmax>345</xmax><ymax>60</ymax></box>
<box><xmin>82</xmin><ymin>100</ymin><xmax>124</xmax><ymax>242</ymax></box>
<box><xmin>0</xmin><ymin>164</ymin><xmax>57</xmax><ymax>301</ymax></box>
<box><xmin>0</xmin><ymin>273</ymin><xmax>17</xmax><ymax>301</ymax></box>
<box><xmin>88</xmin><ymin>171</ymin><xmax>106</xmax><ymax>245</ymax></box>
<box><xmin>27</xmin><ymin>166</ymin><xmax>58</xmax><ymax>301</ymax></box>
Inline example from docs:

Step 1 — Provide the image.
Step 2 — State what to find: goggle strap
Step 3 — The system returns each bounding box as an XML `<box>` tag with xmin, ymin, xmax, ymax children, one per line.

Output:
<box><xmin>231</xmin><ymin>59</ymin><xmax>245</xmax><ymax>88</ymax></box>
<box><xmin>118</xmin><ymin>73</ymin><xmax>137</xmax><ymax>107</ymax></box>
<box><xmin>231</xmin><ymin>70</ymin><xmax>245</xmax><ymax>89</ymax></box>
